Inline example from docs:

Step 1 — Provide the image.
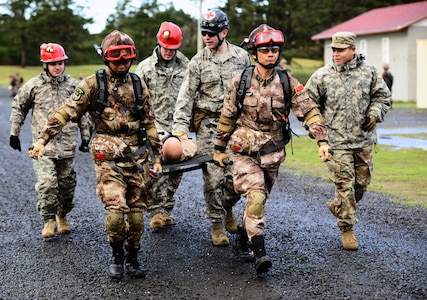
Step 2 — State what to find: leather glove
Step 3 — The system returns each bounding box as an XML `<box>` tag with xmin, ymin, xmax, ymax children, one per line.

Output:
<box><xmin>362</xmin><ymin>115</ymin><xmax>376</xmax><ymax>132</ymax></box>
<box><xmin>172</xmin><ymin>131</ymin><xmax>187</xmax><ymax>139</ymax></box>
<box><xmin>150</xmin><ymin>162</ymin><xmax>163</xmax><ymax>179</ymax></box>
<box><xmin>79</xmin><ymin>140</ymin><xmax>90</xmax><ymax>152</ymax></box>
<box><xmin>10</xmin><ymin>135</ymin><xmax>21</xmax><ymax>151</ymax></box>
<box><xmin>318</xmin><ymin>143</ymin><xmax>333</xmax><ymax>162</ymax></box>
<box><xmin>213</xmin><ymin>150</ymin><xmax>229</xmax><ymax>168</ymax></box>
<box><xmin>28</xmin><ymin>140</ymin><xmax>45</xmax><ymax>160</ymax></box>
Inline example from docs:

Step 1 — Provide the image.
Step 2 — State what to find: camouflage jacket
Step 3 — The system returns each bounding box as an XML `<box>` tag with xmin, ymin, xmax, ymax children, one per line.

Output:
<box><xmin>305</xmin><ymin>54</ymin><xmax>391</xmax><ymax>150</ymax></box>
<box><xmin>214</xmin><ymin>66</ymin><xmax>328</xmax><ymax>151</ymax></box>
<box><xmin>37</xmin><ymin>68</ymin><xmax>161</xmax><ymax>161</ymax></box>
<box><xmin>10</xmin><ymin>73</ymin><xmax>91</xmax><ymax>158</ymax></box>
<box><xmin>135</xmin><ymin>46</ymin><xmax>189</xmax><ymax>134</ymax></box>
<box><xmin>172</xmin><ymin>41</ymin><xmax>251</xmax><ymax>134</ymax></box>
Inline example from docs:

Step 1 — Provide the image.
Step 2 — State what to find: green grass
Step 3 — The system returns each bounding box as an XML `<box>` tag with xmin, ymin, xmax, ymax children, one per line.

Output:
<box><xmin>284</xmin><ymin>136</ymin><xmax>427</xmax><ymax>208</ymax></box>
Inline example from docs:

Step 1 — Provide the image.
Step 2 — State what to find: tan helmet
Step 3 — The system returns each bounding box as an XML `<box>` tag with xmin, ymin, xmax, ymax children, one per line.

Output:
<box><xmin>162</xmin><ymin>136</ymin><xmax>183</xmax><ymax>163</ymax></box>
<box><xmin>101</xmin><ymin>30</ymin><xmax>137</xmax><ymax>61</ymax></box>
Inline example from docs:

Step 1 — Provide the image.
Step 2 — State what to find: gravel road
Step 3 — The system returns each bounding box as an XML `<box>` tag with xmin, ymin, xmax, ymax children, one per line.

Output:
<box><xmin>0</xmin><ymin>87</ymin><xmax>426</xmax><ymax>300</ymax></box>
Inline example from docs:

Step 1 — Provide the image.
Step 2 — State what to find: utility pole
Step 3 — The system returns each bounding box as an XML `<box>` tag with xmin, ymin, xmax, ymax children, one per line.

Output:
<box><xmin>197</xmin><ymin>0</ymin><xmax>203</xmax><ymax>51</ymax></box>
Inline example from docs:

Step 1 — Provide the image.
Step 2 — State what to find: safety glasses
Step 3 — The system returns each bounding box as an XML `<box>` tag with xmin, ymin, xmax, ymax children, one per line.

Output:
<box><xmin>253</xmin><ymin>30</ymin><xmax>284</xmax><ymax>47</ymax></box>
<box><xmin>201</xmin><ymin>31</ymin><xmax>217</xmax><ymax>38</ymax></box>
<box><xmin>257</xmin><ymin>46</ymin><xmax>280</xmax><ymax>54</ymax></box>
<box><xmin>104</xmin><ymin>45</ymin><xmax>136</xmax><ymax>61</ymax></box>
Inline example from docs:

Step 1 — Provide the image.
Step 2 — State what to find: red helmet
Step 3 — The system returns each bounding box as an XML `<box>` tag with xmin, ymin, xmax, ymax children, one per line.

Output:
<box><xmin>157</xmin><ymin>21</ymin><xmax>182</xmax><ymax>50</ymax></box>
<box><xmin>40</xmin><ymin>43</ymin><xmax>69</xmax><ymax>63</ymax></box>
<box><xmin>247</xmin><ymin>24</ymin><xmax>284</xmax><ymax>50</ymax></box>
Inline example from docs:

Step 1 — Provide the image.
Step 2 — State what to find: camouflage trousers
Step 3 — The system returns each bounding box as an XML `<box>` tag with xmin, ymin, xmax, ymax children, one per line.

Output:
<box><xmin>326</xmin><ymin>145</ymin><xmax>373</xmax><ymax>229</ymax></box>
<box><xmin>94</xmin><ymin>158</ymin><xmax>151</xmax><ymax>246</ymax></box>
<box><xmin>197</xmin><ymin>118</ymin><xmax>240</xmax><ymax>223</ymax></box>
<box><xmin>33</xmin><ymin>156</ymin><xmax>76</xmax><ymax>222</ymax></box>
<box><xmin>230</xmin><ymin>150</ymin><xmax>283</xmax><ymax>240</ymax></box>
<box><xmin>146</xmin><ymin>172</ymin><xmax>183</xmax><ymax>217</ymax></box>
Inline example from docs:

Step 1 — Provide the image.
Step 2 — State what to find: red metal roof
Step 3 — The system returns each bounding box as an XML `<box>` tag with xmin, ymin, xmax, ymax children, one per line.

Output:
<box><xmin>312</xmin><ymin>1</ymin><xmax>427</xmax><ymax>40</ymax></box>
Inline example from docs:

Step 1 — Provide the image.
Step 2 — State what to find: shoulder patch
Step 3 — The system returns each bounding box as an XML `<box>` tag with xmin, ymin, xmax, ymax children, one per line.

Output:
<box><xmin>294</xmin><ymin>84</ymin><xmax>304</xmax><ymax>93</ymax></box>
<box><xmin>72</xmin><ymin>87</ymin><xmax>84</xmax><ymax>101</ymax></box>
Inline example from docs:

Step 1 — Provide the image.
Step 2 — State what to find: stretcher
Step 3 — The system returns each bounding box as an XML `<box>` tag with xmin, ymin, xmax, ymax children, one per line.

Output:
<box><xmin>160</xmin><ymin>154</ymin><xmax>213</xmax><ymax>175</ymax></box>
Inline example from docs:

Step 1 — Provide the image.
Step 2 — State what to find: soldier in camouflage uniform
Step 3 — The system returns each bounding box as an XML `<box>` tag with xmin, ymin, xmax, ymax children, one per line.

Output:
<box><xmin>213</xmin><ymin>24</ymin><xmax>331</xmax><ymax>274</ymax></box>
<box><xmin>135</xmin><ymin>21</ymin><xmax>190</xmax><ymax>229</ymax></box>
<box><xmin>172</xmin><ymin>9</ymin><xmax>252</xmax><ymax>246</ymax></box>
<box><xmin>9</xmin><ymin>43</ymin><xmax>91</xmax><ymax>239</ymax></box>
<box><xmin>29</xmin><ymin>30</ymin><xmax>162</xmax><ymax>280</ymax></box>
<box><xmin>305</xmin><ymin>32</ymin><xmax>391</xmax><ymax>251</ymax></box>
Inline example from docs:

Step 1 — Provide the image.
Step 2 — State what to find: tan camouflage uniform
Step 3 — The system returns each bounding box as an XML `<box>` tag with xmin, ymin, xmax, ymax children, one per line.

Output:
<box><xmin>37</xmin><ymin>68</ymin><xmax>161</xmax><ymax>247</ymax></box>
<box><xmin>135</xmin><ymin>46</ymin><xmax>189</xmax><ymax>217</ymax></box>
<box><xmin>214</xmin><ymin>67</ymin><xmax>328</xmax><ymax>240</ymax></box>
<box><xmin>10</xmin><ymin>73</ymin><xmax>91</xmax><ymax>222</ymax></box>
<box><xmin>172</xmin><ymin>41</ymin><xmax>251</xmax><ymax>224</ymax></box>
<box><xmin>305</xmin><ymin>53</ymin><xmax>391</xmax><ymax>230</ymax></box>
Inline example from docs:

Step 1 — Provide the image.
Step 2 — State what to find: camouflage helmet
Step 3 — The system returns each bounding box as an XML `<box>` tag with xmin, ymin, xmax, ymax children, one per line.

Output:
<box><xmin>246</xmin><ymin>24</ymin><xmax>284</xmax><ymax>51</ymax></box>
<box><xmin>100</xmin><ymin>30</ymin><xmax>137</xmax><ymax>61</ymax></box>
<box><xmin>200</xmin><ymin>9</ymin><xmax>229</xmax><ymax>33</ymax></box>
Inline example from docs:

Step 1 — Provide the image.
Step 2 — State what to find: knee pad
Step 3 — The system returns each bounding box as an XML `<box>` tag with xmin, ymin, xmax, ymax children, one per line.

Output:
<box><xmin>105</xmin><ymin>210</ymin><xmax>125</xmax><ymax>233</ymax></box>
<box><xmin>245</xmin><ymin>190</ymin><xmax>266</xmax><ymax>219</ymax></box>
<box><xmin>127</xmin><ymin>212</ymin><xmax>144</xmax><ymax>234</ymax></box>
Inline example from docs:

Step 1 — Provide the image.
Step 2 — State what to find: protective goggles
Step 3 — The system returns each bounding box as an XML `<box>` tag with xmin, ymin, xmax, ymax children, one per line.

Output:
<box><xmin>253</xmin><ymin>30</ymin><xmax>284</xmax><ymax>47</ymax></box>
<box><xmin>104</xmin><ymin>45</ymin><xmax>137</xmax><ymax>61</ymax></box>
<box><xmin>257</xmin><ymin>46</ymin><xmax>280</xmax><ymax>54</ymax></box>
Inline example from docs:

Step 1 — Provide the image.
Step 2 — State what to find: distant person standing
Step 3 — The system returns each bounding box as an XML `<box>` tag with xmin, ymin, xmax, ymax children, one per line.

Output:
<box><xmin>9</xmin><ymin>43</ymin><xmax>91</xmax><ymax>239</ymax></box>
<box><xmin>135</xmin><ymin>21</ymin><xmax>190</xmax><ymax>229</ymax></box>
<box><xmin>382</xmin><ymin>63</ymin><xmax>393</xmax><ymax>106</ymax></box>
<box><xmin>305</xmin><ymin>32</ymin><xmax>391</xmax><ymax>251</ymax></box>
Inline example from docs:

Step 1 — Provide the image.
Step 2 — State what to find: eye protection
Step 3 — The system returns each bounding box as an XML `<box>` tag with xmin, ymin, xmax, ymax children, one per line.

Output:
<box><xmin>257</xmin><ymin>46</ymin><xmax>280</xmax><ymax>54</ymax></box>
<box><xmin>253</xmin><ymin>30</ymin><xmax>284</xmax><ymax>47</ymax></box>
<box><xmin>201</xmin><ymin>31</ymin><xmax>217</xmax><ymax>37</ymax></box>
<box><xmin>104</xmin><ymin>45</ymin><xmax>136</xmax><ymax>61</ymax></box>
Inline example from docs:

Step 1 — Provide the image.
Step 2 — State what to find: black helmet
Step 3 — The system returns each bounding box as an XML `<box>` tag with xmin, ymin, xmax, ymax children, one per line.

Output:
<box><xmin>200</xmin><ymin>9</ymin><xmax>229</xmax><ymax>33</ymax></box>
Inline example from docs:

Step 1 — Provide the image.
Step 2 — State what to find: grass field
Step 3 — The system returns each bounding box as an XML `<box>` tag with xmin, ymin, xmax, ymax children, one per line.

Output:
<box><xmin>1</xmin><ymin>63</ymin><xmax>426</xmax><ymax>208</ymax></box>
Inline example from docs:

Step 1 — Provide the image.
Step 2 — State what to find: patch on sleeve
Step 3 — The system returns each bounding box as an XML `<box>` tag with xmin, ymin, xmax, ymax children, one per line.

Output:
<box><xmin>294</xmin><ymin>84</ymin><xmax>304</xmax><ymax>93</ymax></box>
<box><xmin>72</xmin><ymin>87</ymin><xmax>84</xmax><ymax>101</ymax></box>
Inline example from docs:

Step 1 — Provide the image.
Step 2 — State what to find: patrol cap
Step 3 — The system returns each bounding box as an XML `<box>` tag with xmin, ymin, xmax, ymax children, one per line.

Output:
<box><xmin>329</xmin><ymin>32</ymin><xmax>356</xmax><ymax>48</ymax></box>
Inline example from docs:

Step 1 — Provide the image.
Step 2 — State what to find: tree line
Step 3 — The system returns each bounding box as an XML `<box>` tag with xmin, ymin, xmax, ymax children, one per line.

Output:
<box><xmin>0</xmin><ymin>0</ymin><xmax>420</xmax><ymax>67</ymax></box>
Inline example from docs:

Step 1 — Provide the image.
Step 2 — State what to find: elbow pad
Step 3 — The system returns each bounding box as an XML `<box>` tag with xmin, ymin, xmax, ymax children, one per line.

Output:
<box><xmin>303</xmin><ymin>108</ymin><xmax>324</xmax><ymax>130</ymax></box>
<box><xmin>217</xmin><ymin>115</ymin><xmax>236</xmax><ymax>133</ymax></box>
<box><xmin>53</xmin><ymin>107</ymin><xmax>70</xmax><ymax>125</ymax></box>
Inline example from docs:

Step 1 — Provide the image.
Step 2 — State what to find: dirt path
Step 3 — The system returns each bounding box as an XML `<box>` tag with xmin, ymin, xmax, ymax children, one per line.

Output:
<box><xmin>0</xmin><ymin>88</ymin><xmax>426</xmax><ymax>299</ymax></box>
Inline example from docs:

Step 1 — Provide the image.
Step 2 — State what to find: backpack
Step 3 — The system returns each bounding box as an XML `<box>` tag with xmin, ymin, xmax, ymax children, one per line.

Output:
<box><xmin>236</xmin><ymin>65</ymin><xmax>296</xmax><ymax>152</ymax></box>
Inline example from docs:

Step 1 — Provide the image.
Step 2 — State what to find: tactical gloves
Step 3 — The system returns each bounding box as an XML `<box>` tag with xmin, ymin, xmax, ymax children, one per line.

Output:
<box><xmin>213</xmin><ymin>150</ymin><xmax>229</xmax><ymax>168</ymax></box>
<box><xmin>362</xmin><ymin>115</ymin><xmax>376</xmax><ymax>132</ymax></box>
<box><xmin>9</xmin><ymin>135</ymin><xmax>21</xmax><ymax>151</ymax></box>
<box><xmin>79</xmin><ymin>140</ymin><xmax>90</xmax><ymax>152</ymax></box>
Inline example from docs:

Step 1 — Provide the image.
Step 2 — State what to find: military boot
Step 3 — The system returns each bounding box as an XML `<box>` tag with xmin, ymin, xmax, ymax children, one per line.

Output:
<box><xmin>211</xmin><ymin>223</ymin><xmax>229</xmax><ymax>246</ymax></box>
<box><xmin>232</xmin><ymin>226</ymin><xmax>255</xmax><ymax>262</ymax></box>
<box><xmin>41</xmin><ymin>220</ymin><xmax>56</xmax><ymax>238</ymax></box>
<box><xmin>149</xmin><ymin>213</ymin><xmax>163</xmax><ymax>229</ymax></box>
<box><xmin>224</xmin><ymin>208</ymin><xmax>238</xmax><ymax>233</ymax></box>
<box><xmin>341</xmin><ymin>228</ymin><xmax>359</xmax><ymax>250</ymax></box>
<box><xmin>125</xmin><ymin>246</ymin><xmax>146</xmax><ymax>278</ymax></box>
<box><xmin>108</xmin><ymin>241</ymin><xmax>125</xmax><ymax>279</ymax></box>
<box><xmin>251</xmin><ymin>235</ymin><xmax>272</xmax><ymax>274</ymax></box>
<box><xmin>56</xmin><ymin>215</ymin><xmax>71</xmax><ymax>235</ymax></box>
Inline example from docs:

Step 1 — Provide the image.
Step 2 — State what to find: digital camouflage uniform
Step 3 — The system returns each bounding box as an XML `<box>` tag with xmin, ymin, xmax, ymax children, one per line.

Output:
<box><xmin>135</xmin><ymin>46</ymin><xmax>189</xmax><ymax>218</ymax></box>
<box><xmin>214</xmin><ymin>66</ymin><xmax>328</xmax><ymax>240</ymax></box>
<box><xmin>305</xmin><ymin>53</ymin><xmax>391</xmax><ymax>230</ymax></box>
<box><xmin>37</xmin><ymin>67</ymin><xmax>161</xmax><ymax>247</ymax></box>
<box><xmin>10</xmin><ymin>73</ymin><xmax>91</xmax><ymax>222</ymax></box>
<box><xmin>173</xmin><ymin>41</ymin><xmax>251</xmax><ymax>224</ymax></box>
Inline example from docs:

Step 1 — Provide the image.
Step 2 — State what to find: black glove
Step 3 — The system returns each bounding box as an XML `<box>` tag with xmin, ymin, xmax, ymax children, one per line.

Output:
<box><xmin>79</xmin><ymin>140</ymin><xmax>90</xmax><ymax>152</ymax></box>
<box><xmin>10</xmin><ymin>135</ymin><xmax>21</xmax><ymax>151</ymax></box>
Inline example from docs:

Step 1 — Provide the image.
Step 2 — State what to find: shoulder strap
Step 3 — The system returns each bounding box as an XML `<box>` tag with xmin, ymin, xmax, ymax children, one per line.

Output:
<box><xmin>94</xmin><ymin>69</ymin><xmax>108</xmax><ymax>126</ymax></box>
<box><xmin>275</xmin><ymin>66</ymin><xmax>291</xmax><ymax>115</ymax></box>
<box><xmin>129</xmin><ymin>72</ymin><xmax>144</xmax><ymax>119</ymax></box>
<box><xmin>236</xmin><ymin>65</ymin><xmax>255</xmax><ymax>113</ymax></box>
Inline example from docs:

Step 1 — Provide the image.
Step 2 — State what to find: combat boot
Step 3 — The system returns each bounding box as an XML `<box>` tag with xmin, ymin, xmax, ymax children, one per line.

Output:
<box><xmin>251</xmin><ymin>235</ymin><xmax>272</xmax><ymax>274</ymax></box>
<box><xmin>232</xmin><ymin>226</ymin><xmax>255</xmax><ymax>262</ymax></box>
<box><xmin>56</xmin><ymin>215</ymin><xmax>71</xmax><ymax>235</ymax></box>
<box><xmin>41</xmin><ymin>220</ymin><xmax>56</xmax><ymax>238</ymax></box>
<box><xmin>125</xmin><ymin>246</ymin><xmax>146</xmax><ymax>278</ymax></box>
<box><xmin>341</xmin><ymin>228</ymin><xmax>359</xmax><ymax>250</ymax></box>
<box><xmin>224</xmin><ymin>208</ymin><xmax>238</xmax><ymax>233</ymax></box>
<box><xmin>328</xmin><ymin>202</ymin><xmax>337</xmax><ymax>217</ymax></box>
<box><xmin>108</xmin><ymin>241</ymin><xmax>125</xmax><ymax>279</ymax></box>
<box><xmin>149</xmin><ymin>213</ymin><xmax>163</xmax><ymax>229</ymax></box>
<box><xmin>161</xmin><ymin>213</ymin><xmax>174</xmax><ymax>227</ymax></box>
<box><xmin>211</xmin><ymin>223</ymin><xmax>229</xmax><ymax>246</ymax></box>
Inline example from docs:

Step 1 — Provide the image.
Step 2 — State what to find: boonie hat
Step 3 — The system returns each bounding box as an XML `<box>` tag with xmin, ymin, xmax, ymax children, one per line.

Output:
<box><xmin>329</xmin><ymin>32</ymin><xmax>356</xmax><ymax>48</ymax></box>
